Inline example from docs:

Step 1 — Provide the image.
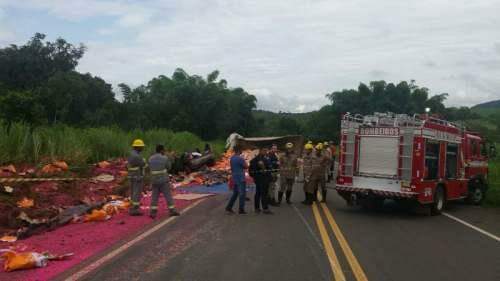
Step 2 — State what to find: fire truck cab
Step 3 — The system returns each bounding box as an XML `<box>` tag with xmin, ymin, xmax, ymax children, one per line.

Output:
<box><xmin>335</xmin><ymin>112</ymin><xmax>489</xmax><ymax>215</ymax></box>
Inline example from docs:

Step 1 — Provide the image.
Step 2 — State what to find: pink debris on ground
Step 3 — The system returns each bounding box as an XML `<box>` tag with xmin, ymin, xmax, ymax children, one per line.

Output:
<box><xmin>0</xmin><ymin>194</ymin><xmax>206</xmax><ymax>281</ymax></box>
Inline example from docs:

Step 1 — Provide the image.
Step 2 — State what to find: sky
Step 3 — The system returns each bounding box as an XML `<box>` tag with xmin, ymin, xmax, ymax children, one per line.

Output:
<box><xmin>0</xmin><ymin>0</ymin><xmax>499</xmax><ymax>112</ymax></box>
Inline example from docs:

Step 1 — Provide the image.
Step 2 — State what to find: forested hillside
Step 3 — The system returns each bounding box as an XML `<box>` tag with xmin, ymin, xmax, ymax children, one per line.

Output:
<box><xmin>1</xmin><ymin>33</ymin><xmax>498</xmax><ymax>144</ymax></box>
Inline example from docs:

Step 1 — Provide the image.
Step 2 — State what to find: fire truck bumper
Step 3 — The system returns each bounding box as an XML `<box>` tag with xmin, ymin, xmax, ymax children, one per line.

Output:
<box><xmin>335</xmin><ymin>185</ymin><xmax>418</xmax><ymax>199</ymax></box>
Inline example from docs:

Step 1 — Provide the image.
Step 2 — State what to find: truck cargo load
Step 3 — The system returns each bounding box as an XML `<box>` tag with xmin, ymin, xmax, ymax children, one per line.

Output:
<box><xmin>226</xmin><ymin>133</ymin><xmax>304</xmax><ymax>155</ymax></box>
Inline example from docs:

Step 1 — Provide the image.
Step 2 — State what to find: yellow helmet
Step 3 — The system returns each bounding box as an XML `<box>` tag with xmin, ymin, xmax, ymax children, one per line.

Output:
<box><xmin>315</xmin><ymin>143</ymin><xmax>324</xmax><ymax>150</ymax></box>
<box><xmin>286</xmin><ymin>142</ymin><xmax>294</xmax><ymax>149</ymax></box>
<box><xmin>132</xmin><ymin>139</ymin><xmax>145</xmax><ymax>147</ymax></box>
<box><xmin>305</xmin><ymin>143</ymin><xmax>314</xmax><ymax>150</ymax></box>
<box><xmin>323</xmin><ymin>141</ymin><xmax>329</xmax><ymax>146</ymax></box>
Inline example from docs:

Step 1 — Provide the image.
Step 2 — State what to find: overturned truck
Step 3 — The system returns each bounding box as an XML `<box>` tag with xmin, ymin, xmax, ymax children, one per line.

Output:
<box><xmin>226</xmin><ymin>133</ymin><xmax>305</xmax><ymax>154</ymax></box>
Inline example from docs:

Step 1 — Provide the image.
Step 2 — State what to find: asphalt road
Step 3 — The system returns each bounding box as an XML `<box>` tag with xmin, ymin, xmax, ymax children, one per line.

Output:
<box><xmin>65</xmin><ymin>183</ymin><xmax>500</xmax><ymax>281</ymax></box>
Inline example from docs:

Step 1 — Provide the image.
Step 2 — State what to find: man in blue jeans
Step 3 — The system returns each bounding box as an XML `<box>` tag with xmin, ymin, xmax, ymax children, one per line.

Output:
<box><xmin>226</xmin><ymin>146</ymin><xmax>248</xmax><ymax>214</ymax></box>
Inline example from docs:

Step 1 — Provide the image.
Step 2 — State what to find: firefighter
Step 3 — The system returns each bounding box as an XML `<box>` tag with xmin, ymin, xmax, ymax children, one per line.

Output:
<box><xmin>302</xmin><ymin>143</ymin><xmax>315</xmax><ymax>205</ymax></box>
<box><xmin>278</xmin><ymin>142</ymin><xmax>298</xmax><ymax>204</ymax></box>
<box><xmin>267</xmin><ymin>144</ymin><xmax>280</xmax><ymax>206</ymax></box>
<box><xmin>319</xmin><ymin>143</ymin><xmax>332</xmax><ymax>202</ymax></box>
<box><xmin>127</xmin><ymin>139</ymin><xmax>146</xmax><ymax>216</ymax></box>
<box><xmin>149</xmin><ymin>144</ymin><xmax>180</xmax><ymax>218</ymax></box>
<box><xmin>304</xmin><ymin>143</ymin><xmax>329</xmax><ymax>203</ymax></box>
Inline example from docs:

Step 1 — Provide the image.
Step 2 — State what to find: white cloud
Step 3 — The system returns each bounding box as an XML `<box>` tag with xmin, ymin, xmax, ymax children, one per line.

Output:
<box><xmin>116</xmin><ymin>11</ymin><xmax>152</xmax><ymax>27</ymax></box>
<box><xmin>295</xmin><ymin>105</ymin><xmax>306</xmax><ymax>113</ymax></box>
<box><xmin>1</xmin><ymin>0</ymin><xmax>154</xmax><ymax>27</ymax></box>
<box><xmin>0</xmin><ymin>7</ymin><xmax>15</xmax><ymax>44</ymax></box>
<box><xmin>251</xmin><ymin>87</ymin><xmax>327</xmax><ymax>113</ymax></box>
<box><xmin>97</xmin><ymin>28</ymin><xmax>115</xmax><ymax>36</ymax></box>
<box><xmin>2</xmin><ymin>0</ymin><xmax>500</xmax><ymax>111</ymax></box>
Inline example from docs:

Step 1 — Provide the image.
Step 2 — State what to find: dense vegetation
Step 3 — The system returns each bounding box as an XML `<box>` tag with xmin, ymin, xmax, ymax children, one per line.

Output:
<box><xmin>487</xmin><ymin>159</ymin><xmax>500</xmax><ymax>206</ymax></box>
<box><xmin>0</xmin><ymin>33</ymin><xmax>256</xmax><ymax>140</ymax></box>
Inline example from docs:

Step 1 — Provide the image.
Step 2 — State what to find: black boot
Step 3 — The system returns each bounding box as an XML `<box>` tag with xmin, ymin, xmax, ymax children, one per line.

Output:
<box><xmin>129</xmin><ymin>206</ymin><xmax>143</xmax><ymax>216</ymax></box>
<box><xmin>301</xmin><ymin>192</ymin><xmax>308</xmax><ymax>204</ymax></box>
<box><xmin>278</xmin><ymin>192</ymin><xmax>284</xmax><ymax>204</ymax></box>
<box><xmin>269</xmin><ymin>197</ymin><xmax>279</xmax><ymax>207</ymax></box>
<box><xmin>302</xmin><ymin>193</ymin><xmax>311</xmax><ymax>205</ymax></box>
<box><xmin>169</xmin><ymin>208</ymin><xmax>180</xmax><ymax>216</ymax></box>
<box><xmin>286</xmin><ymin>191</ymin><xmax>292</xmax><ymax>204</ymax></box>
<box><xmin>149</xmin><ymin>209</ymin><xmax>157</xmax><ymax>219</ymax></box>
<box><xmin>305</xmin><ymin>193</ymin><xmax>313</xmax><ymax>205</ymax></box>
<box><xmin>321</xmin><ymin>190</ymin><xmax>327</xmax><ymax>203</ymax></box>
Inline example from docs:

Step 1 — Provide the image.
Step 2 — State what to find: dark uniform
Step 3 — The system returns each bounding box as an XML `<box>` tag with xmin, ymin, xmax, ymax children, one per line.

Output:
<box><xmin>148</xmin><ymin>153</ymin><xmax>179</xmax><ymax>217</ymax></box>
<box><xmin>127</xmin><ymin>149</ymin><xmax>146</xmax><ymax>215</ymax></box>
<box><xmin>250</xmin><ymin>154</ymin><xmax>272</xmax><ymax>212</ymax></box>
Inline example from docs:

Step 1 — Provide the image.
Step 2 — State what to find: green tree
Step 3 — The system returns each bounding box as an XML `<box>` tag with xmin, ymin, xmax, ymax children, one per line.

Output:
<box><xmin>0</xmin><ymin>33</ymin><xmax>85</xmax><ymax>91</ymax></box>
<box><xmin>0</xmin><ymin>90</ymin><xmax>45</xmax><ymax>126</ymax></box>
<box><xmin>37</xmin><ymin>71</ymin><xmax>116</xmax><ymax>126</ymax></box>
<box><xmin>425</xmin><ymin>93</ymin><xmax>448</xmax><ymax>115</ymax></box>
<box><xmin>327</xmin><ymin>80</ymin><xmax>447</xmax><ymax>115</ymax></box>
<box><xmin>117</xmin><ymin>69</ymin><xmax>256</xmax><ymax>139</ymax></box>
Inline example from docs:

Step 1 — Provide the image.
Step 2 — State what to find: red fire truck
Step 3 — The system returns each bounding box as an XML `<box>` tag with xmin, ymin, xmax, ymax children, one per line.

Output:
<box><xmin>335</xmin><ymin>112</ymin><xmax>489</xmax><ymax>215</ymax></box>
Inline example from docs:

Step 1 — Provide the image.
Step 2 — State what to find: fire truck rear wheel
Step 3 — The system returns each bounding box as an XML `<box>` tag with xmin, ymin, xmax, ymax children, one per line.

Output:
<box><xmin>431</xmin><ymin>186</ymin><xmax>445</xmax><ymax>216</ymax></box>
<box><xmin>467</xmin><ymin>181</ymin><xmax>485</xmax><ymax>205</ymax></box>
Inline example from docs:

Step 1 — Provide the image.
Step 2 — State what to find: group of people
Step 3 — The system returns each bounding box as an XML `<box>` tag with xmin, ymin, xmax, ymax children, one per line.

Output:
<box><xmin>301</xmin><ymin>141</ymin><xmax>335</xmax><ymax>205</ymax></box>
<box><xmin>127</xmin><ymin>139</ymin><xmax>180</xmax><ymax>218</ymax></box>
<box><xmin>225</xmin><ymin>141</ymin><xmax>336</xmax><ymax>214</ymax></box>
<box><xmin>125</xmin><ymin>137</ymin><xmax>336</xmax><ymax>218</ymax></box>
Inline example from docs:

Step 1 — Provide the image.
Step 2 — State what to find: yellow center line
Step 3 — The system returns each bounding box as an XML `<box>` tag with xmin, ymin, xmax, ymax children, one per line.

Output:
<box><xmin>312</xmin><ymin>202</ymin><xmax>346</xmax><ymax>281</ymax></box>
<box><xmin>320</xmin><ymin>202</ymin><xmax>369</xmax><ymax>281</ymax></box>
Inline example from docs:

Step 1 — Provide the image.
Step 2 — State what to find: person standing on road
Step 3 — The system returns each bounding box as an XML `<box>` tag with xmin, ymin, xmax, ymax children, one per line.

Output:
<box><xmin>278</xmin><ymin>142</ymin><xmax>298</xmax><ymax>204</ymax></box>
<box><xmin>267</xmin><ymin>144</ymin><xmax>280</xmax><ymax>206</ymax></box>
<box><xmin>149</xmin><ymin>144</ymin><xmax>180</xmax><ymax>218</ymax></box>
<box><xmin>319</xmin><ymin>143</ymin><xmax>332</xmax><ymax>202</ymax></box>
<box><xmin>250</xmin><ymin>148</ymin><xmax>273</xmax><ymax>214</ymax></box>
<box><xmin>303</xmin><ymin>143</ymin><xmax>329</xmax><ymax>204</ymax></box>
<box><xmin>302</xmin><ymin>143</ymin><xmax>315</xmax><ymax>205</ymax></box>
<box><xmin>128</xmin><ymin>139</ymin><xmax>146</xmax><ymax>216</ymax></box>
<box><xmin>226</xmin><ymin>146</ymin><xmax>249</xmax><ymax>214</ymax></box>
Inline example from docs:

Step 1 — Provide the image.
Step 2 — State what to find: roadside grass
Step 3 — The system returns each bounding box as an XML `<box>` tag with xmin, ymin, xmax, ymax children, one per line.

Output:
<box><xmin>0</xmin><ymin>123</ymin><xmax>224</xmax><ymax>167</ymax></box>
<box><xmin>486</xmin><ymin>158</ymin><xmax>500</xmax><ymax>207</ymax></box>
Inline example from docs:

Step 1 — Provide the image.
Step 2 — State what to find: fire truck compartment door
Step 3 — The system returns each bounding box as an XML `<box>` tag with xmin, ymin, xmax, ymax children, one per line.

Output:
<box><xmin>359</xmin><ymin>136</ymin><xmax>399</xmax><ymax>177</ymax></box>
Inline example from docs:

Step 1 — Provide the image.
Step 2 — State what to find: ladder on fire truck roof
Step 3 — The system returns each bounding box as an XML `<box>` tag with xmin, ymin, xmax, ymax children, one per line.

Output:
<box><xmin>342</xmin><ymin>112</ymin><xmax>462</xmax><ymax>131</ymax></box>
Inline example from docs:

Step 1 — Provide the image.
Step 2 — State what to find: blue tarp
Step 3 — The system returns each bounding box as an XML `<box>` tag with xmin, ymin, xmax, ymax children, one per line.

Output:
<box><xmin>178</xmin><ymin>183</ymin><xmax>229</xmax><ymax>194</ymax></box>
<box><xmin>177</xmin><ymin>183</ymin><xmax>255</xmax><ymax>194</ymax></box>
